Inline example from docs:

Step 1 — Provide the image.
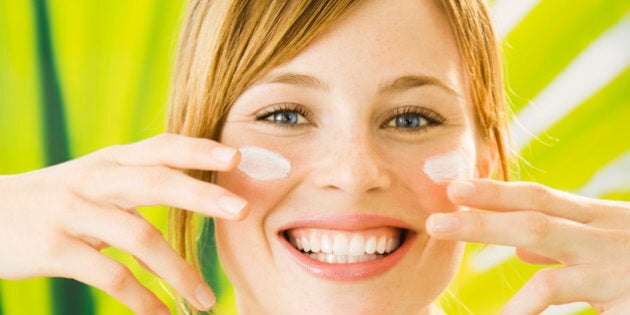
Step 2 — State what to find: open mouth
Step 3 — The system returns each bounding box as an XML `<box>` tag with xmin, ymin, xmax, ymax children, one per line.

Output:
<box><xmin>278</xmin><ymin>214</ymin><xmax>416</xmax><ymax>280</ymax></box>
<box><xmin>283</xmin><ymin>227</ymin><xmax>408</xmax><ymax>264</ymax></box>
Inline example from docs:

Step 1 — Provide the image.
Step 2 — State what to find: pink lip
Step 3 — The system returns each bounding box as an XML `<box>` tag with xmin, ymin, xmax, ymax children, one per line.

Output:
<box><xmin>277</xmin><ymin>214</ymin><xmax>417</xmax><ymax>281</ymax></box>
<box><xmin>278</xmin><ymin>213</ymin><xmax>415</xmax><ymax>231</ymax></box>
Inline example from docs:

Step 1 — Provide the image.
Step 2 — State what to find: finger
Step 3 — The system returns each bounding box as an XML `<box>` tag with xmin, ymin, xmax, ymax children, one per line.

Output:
<box><xmin>515</xmin><ymin>248</ymin><xmax>560</xmax><ymax>265</ymax></box>
<box><xmin>502</xmin><ymin>265</ymin><xmax>624</xmax><ymax>315</ymax></box>
<box><xmin>101</xmin><ymin>133</ymin><xmax>240</xmax><ymax>171</ymax></box>
<box><xmin>587</xmin><ymin>199</ymin><xmax>630</xmax><ymax>230</ymax></box>
<box><xmin>79</xmin><ymin>165</ymin><xmax>248</xmax><ymax>219</ymax></box>
<box><xmin>64</xmin><ymin>208</ymin><xmax>216</xmax><ymax>311</ymax></box>
<box><xmin>51</xmin><ymin>238</ymin><xmax>170</xmax><ymax>315</ymax></box>
<box><xmin>447</xmin><ymin>179</ymin><xmax>596</xmax><ymax>223</ymax></box>
<box><xmin>426</xmin><ymin>210</ymin><xmax>606</xmax><ymax>263</ymax></box>
<box><xmin>604</xmin><ymin>298</ymin><xmax>630</xmax><ymax>315</ymax></box>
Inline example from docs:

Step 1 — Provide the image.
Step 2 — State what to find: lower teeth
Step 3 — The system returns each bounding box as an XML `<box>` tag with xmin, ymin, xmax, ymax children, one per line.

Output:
<box><xmin>304</xmin><ymin>252</ymin><xmax>384</xmax><ymax>264</ymax></box>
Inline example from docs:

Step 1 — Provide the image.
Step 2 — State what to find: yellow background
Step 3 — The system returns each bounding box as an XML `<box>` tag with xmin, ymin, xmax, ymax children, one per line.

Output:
<box><xmin>1</xmin><ymin>0</ymin><xmax>629</xmax><ymax>314</ymax></box>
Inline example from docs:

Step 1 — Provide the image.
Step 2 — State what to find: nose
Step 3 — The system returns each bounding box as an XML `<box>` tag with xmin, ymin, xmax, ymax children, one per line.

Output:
<box><xmin>310</xmin><ymin>130</ymin><xmax>391</xmax><ymax>195</ymax></box>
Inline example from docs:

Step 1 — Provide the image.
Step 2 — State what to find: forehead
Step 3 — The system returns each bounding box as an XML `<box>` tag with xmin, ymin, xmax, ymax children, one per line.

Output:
<box><xmin>263</xmin><ymin>0</ymin><xmax>465</xmax><ymax>97</ymax></box>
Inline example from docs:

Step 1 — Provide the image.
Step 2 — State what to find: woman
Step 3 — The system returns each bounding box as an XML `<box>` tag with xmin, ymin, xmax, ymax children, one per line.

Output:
<box><xmin>0</xmin><ymin>0</ymin><xmax>628</xmax><ymax>314</ymax></box>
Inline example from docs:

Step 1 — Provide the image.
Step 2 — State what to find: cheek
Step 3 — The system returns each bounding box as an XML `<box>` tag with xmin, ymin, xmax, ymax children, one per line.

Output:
<box><xmin>385</xmin><ymin>140</ymin><xmax>476</xmax><ymax>215</ymax></box>
<box><xmin>422</xmin><ymin>149</ymin><xmax>474</xmax><ymax>183</ymax></box>
<box><xmin>216</xmin><ymin>144</ymin><xmax>297</xmax><ymax>217</ymax></box>
<box><xmin>214</xmin><ymin>169</ymin><xmax>292</xmax><ymax>295</ymax></box>
<box><xmin>391</xmin><ymin>166</ymin><xmax>453</xmax><ymax>216</ymax></box>
<box><xmin>237</xmin><ymin>146</ymin><xmax>291</xmax><ymax>180</ymax></box>
<box><xmin>216</xmin><ymin>170</ymin><xmax>292</xmax><ymax>218</ymax></box>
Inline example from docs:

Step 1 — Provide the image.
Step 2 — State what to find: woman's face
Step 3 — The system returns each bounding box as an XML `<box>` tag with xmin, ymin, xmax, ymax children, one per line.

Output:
<box><xmin>216</xmin><ymin>0</ymin><xmax>492</xmax><ymax>313</ymax></box>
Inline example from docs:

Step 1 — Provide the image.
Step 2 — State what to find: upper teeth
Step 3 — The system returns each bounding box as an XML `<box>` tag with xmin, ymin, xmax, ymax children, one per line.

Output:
<box><xmin>286</xmin><ymin>227</ymin><xmax>402</xmax><ymax>256</ymax></box>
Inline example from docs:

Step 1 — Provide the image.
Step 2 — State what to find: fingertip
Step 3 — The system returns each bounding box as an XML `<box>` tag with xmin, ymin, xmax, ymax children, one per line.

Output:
<box><xmin>195</xmin><ymin>284</ymin><xmax>216</xmax><ymax>310</ymax></box>
<box><xmin>425</xmin><ymin>215</ymin><xmax>445</xmax><ymax>238</ymax></box>
<box><xmin>426</xmin><ymin>213</ymin><xmax>462</xmax><ymax>235</ymax></box>
<box><xmin>218</xmin><ymin>195</ymin><xmax>249</xmax><ymax>219</ymax></box>
<box><xmin>446</xmin><ymin>183</ymin><xmax>458</xmax><ymax>203</ymax></box>
<box><xmin>233</xmin><ymin>203</ymin><xmax>251</xmax><ymax>221</ymax></box>
<box><xmin>212</xmin><ymin>146</ymin><xmax>240</xmax><ymax>166</ymax></box>
<box><xmin>227</xmin><ymin>147</ymin><xmax>242</xmax><ymax>170</ymax></box>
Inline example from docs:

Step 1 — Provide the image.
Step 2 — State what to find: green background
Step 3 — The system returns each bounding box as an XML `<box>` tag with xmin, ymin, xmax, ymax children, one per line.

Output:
<box><xmin>1</xmin><ymin>0</ymin><xmax>628</xmax><ymax>314</ymax></box>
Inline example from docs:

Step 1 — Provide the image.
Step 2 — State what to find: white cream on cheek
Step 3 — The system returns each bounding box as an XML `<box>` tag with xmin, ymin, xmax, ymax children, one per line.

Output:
<box><xmin>422</xmin><ymin>150</ymin><xmax>472</xmax><ymax>183</ymax></box>
<box><xmin>237</xmin><ymin>146</ymin><xmax>291</xmax><ymax>180</ymax></box>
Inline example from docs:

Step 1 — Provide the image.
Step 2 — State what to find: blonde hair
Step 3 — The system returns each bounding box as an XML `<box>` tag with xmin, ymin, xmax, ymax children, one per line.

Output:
<box><xmin>166</xmin><ymin>0</ymin><xmax>509</xmax><ymax>313</ymax></box>
<box><xmin>439</xmin><ymin>0</ymin><xmax>511</xmax><ymax>180</ymax></box>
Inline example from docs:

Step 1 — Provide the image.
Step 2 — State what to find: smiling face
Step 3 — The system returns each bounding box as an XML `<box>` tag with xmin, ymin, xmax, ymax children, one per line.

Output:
<box><xmin>214</xmin><ymin>0</ymin><xmax>492</xmax><ymax>313</ymax></box>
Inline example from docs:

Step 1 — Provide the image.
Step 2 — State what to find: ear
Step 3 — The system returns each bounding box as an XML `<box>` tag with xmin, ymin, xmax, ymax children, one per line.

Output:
<box><xmin>475</xmin><ymin>139</ymin><xmax>498</xmax><ymax>179</ymax></box>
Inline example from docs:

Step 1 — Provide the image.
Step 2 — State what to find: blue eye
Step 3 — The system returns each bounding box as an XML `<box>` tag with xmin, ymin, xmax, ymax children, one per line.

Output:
<box><xmin>383</xmin><ymin>106</ymin><xmax>445</xmax><ymax>132</ymax></box>
<box><xmin>395</xmin><ymin>113</ymin><xmax>424</xmax><ymax>129</ymax></box>
<box><xmin>267</xmin><ymin>111</ymin><xmax>300</xmax><ymax>125</ymax></box>
<box><xmin>256</xmin><ymin>104</ymin><xmax>311</xmax><ymax>127</ymax></box>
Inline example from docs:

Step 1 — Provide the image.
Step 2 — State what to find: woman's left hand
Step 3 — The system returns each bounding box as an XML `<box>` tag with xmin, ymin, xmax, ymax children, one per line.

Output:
<box><xmin>426</xmin><ymin>179</ymin><xmax>630</xmax><ymax>315</ymax></box>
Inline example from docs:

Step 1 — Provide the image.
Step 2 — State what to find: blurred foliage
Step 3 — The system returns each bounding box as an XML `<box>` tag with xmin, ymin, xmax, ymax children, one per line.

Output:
<box><xmin>0</xmin><ymin>0</ymin><xmax>628</xmax><ymax>314</ymax></box>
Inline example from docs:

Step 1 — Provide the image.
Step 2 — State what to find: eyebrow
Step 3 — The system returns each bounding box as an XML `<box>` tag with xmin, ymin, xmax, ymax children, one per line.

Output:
<box><xmin>255</xmin><ymin>72</ymin><xmax>458</xmax><ymax>96</ymax></box>
<box><xmin>378</xmin><ymin>75</ymin><xmax>459</xmax><ymax>96</ymax></box>
<box><xmin>256</xmin><ymin>72</ymin><xmax>330</xmax><ymax>91</ymax></box>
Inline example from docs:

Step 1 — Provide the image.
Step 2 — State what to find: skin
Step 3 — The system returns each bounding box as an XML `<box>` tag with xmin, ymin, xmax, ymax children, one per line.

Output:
<box><xmin>0</xmin><ymin>134</ymin><xmax>249</xmax><ymax>314</ymax></box>
<box><xmin>430</xmin><ymin>180</ymin><xmax>630</xmax><ymax>314</ymax></box>
<box><xmin>216</xmin><ymin>0</ymin><xmax>630</xmax><ymax>314</ymax></box>
<box><xmin>216</xmin><ymin>0</ymin><xmax>491</xmax><ymax>314</ymax></box>
<box><xmin>1</xmin><ymin>0</ymin><xmax>628</xmax><ymax>314</ymax></box>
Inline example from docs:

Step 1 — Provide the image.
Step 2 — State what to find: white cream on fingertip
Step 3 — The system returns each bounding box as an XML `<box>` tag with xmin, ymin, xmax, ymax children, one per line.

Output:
<box><xmin>422</xmin><ymin>150</ymin><xmax>472</xmax><ymax>183</ymax></box>
<box><xmin>237</xmin><ymin>146</ymin><xmax>291</xmax><ymax>180</ymax></box>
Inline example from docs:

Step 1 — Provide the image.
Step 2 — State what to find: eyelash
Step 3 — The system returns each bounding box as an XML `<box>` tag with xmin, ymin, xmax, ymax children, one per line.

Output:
<box><xmin>254</xmin><ymin>104</ymin><xmax>446</xmax><ymax>132</ymax></box>
<box><xmin>381</xmin><ymin>106</ymin><xmax>446</xmax><ymax>133</ymax></box>
<box><xmin>254</xmin><ymin>103</ymin><xmax>314</xmax><ymax>127</ymax></box>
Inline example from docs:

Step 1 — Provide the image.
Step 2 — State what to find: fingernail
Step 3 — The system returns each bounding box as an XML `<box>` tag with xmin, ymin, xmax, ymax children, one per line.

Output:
<box><xmin>429</xmin><ymin>214</ymin><xmax>461</xmax><ymax>232</ymax></box>
<box><xmin>195</xmin><ymin>284</ymin><xmax>215</xmax><ymax>309</ymax></box>
<box><xmin>219</xmin><ymin>195</ymin><xmax>247</xmax><ymax>216</ymax></box>
<box><xmin>212</xmin><ymin>147</ymin><xmax>237</xmax><ymax>163</ymax></box>
<box><xmin>452</xmin><ymin>180</ymin><xmax>475</xmax><ymax>198</ymax></box>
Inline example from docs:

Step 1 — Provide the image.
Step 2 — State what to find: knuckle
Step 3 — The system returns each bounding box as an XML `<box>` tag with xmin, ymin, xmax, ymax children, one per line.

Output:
<box><xmin>527</xmin><ymin>182</ymin><xmax>552</xmax><ymax>207</ymax></box>
<box><xmin>188</xmin><ymin>143</ymin><xmax>211</xmax><ymax>162</ymax></box>
<box><xmin>128</xmin><ymin>221</ymin><xmax>162</xmax><ymax>249</ymax></box>
<box><xmin>88</xmin><ymin>171</ymin><xmax>119</xmax><ymax>201</ymax></box>
<box><xmin>181</xmin><ymin>179</ymin><xmax>210</xmax><ymax>202</ymax></box>
<box><xmin>465</xmin><ymin>212</ymin><xmax>486</xmax><ymax>235</ymax></box>
<box><xmin>171</xmin><ymin>262</ymin><xmax>198</xmax><ymax>289</ymax></box>
<box><xmin>68</xmin><ymin>164</ymin><xmax>119</xmax><ymax>202</ymax></box>
<box><xmin>134</xmin><ymin>300</ymin><xmax>164</xmax><ymax>315</ymax></box>
<box><xmin>529</xmin><ymin>269</ymin><xmax>558</xmax><ymax>300</ymax></box>
<box><xmin>152</xmin><ymin>133</ymin><xmax>175</xmax><ymax>146</ymax></box>
<box><xmin>42</xmin><ymin>233</ymin><xmax>67</xmax><ymax>258</ymax></box>
<box><xmin>62</xmin><ymin>163</ymin><xmax>105</xmax><ymax>196</ymax></box>
<box><xmin>55</xmin><ymin>188</ymin><xmax>79</xmax><ymax>214</ymax></box>
<box><xmin>97</xmin><ymin>145</ymin><xmax>125</xmax><ymax>165</ymax></box>
<box><xmin>522</xmin><ymin>211</ymin><xmax>550</xmax><ymax>244</ymax></box>
<box><xmin>103</xmin><ymin>264</ymin><xmax>133</xmax><ymax>293</ymax></box>
<box><xmin>485</xmin><ymin>182</ymin><xmax>502</xmax><ymax>203</ymax></box>
<box><xmin>143</xmin><ymin>168</ymin><xmax>171</xmax><ymax>190</ymax></box>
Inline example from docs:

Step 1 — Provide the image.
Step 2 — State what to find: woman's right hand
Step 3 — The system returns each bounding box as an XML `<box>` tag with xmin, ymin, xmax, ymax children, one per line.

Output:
<box><xmin>0</xmin><ymin>133</ymin><xmax>248</xmax><ymax>315</ymax></box>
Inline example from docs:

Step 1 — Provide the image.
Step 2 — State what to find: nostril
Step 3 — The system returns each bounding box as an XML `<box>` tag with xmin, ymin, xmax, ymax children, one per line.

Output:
<box><xmin>306</xmin><ymin>132</ymin><xmax>394</xmax><ymax>195</ymax></box>
<box><xmin>313</xmin><ymin>156</ymin><xmax>391</xmax><ymax>194</ymax></box>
